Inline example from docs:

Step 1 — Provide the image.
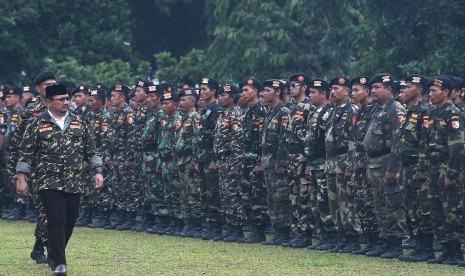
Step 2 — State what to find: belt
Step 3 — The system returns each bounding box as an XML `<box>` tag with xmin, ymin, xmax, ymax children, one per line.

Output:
<box><xmin>367</xmin><ymin>148</ymin><xmax>391</xmax><ymax>158</ymax></box>
<box><xmin>401</xmin><ymin>156</ymin><xmax>419</xmax><ymax>166</ymax></box>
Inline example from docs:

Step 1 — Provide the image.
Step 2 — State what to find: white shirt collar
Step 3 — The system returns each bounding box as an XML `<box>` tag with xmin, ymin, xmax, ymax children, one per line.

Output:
<box><xmin>48</xmin><ymin>110</ymin><xmax>69</xmax><ymax>130</ymax></box>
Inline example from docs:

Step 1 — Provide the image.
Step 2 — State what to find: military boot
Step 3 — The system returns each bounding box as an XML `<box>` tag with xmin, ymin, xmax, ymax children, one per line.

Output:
<box><xmin>402</xmin><ymin>235</ymin><xmax>417</xmax><ymax>249</ymax></box>
<box><xmin>30</xmin><ymin>238</ymin><xmax>47</xmax><ymax>264</ymax></box>
<box><xmin>7</xmin><ymin>202</ymin><xmax>26</xmax><ymax>221</ymax></box>
<box><xmin>338</xmin><ymin>235</ymin><xmax>361</xmax><ymax>253</ymax></box>
<box><xmin>182</xmin><ymin>218</ymin><xmax>204</xmax><ymax>238</ymax></box>
<box><xmin>314</xmin><ymin>234</ymin><xmax>338</xmax><ymax>251</ymax></box>
<box><xmin>442</xmin><ymin>243</ymin><xmax>464</xmax><ymax>265</ymax></box>
<box><xmin>168</xmin><ymin>218</ymin><xmax>184</xmax><ymax>236</ymax></box>
<box><xmin>137</xmin><ymin>213</ymin><xmax>155</xmax><ymax>232</ymax></box>
<box><xmin>262</xmin><ymin>227</ymin><xmax>290</xmax><ymax>246</ymax></box>
<box><xmin>352</xmin><ymin>232</ymin><xmax>375</xmax><ymax>255</ymax></box>
<box><xmin>116</xmin><ymin>211</ymin><xmax>137</xmax><ymax>231</ymax></box>
<box><xmin>223</xmin><ymin>225</ymin><xmax>244</xmax><ymax>242</ymax></box>
<box><xmin>104</xmin><ymin>210</ymin><xmax>125</xmax><ymax>230</ymax></box>
<box><xmin>202</xmin><ymin>221</ymin><xmax>223</xmax><ymax>240</ymax></box>
<box><xmin>400</xmin><ymin>234</ymin><xmax>435</xmax><ymax>262</ymax></box>
<box><xmin>458</xmin><ymin>260</ymin><xmax>465</xmax><ymax>267</ymax></box>
<box><xmin>289</xmin><ymin>229</ymin><xmax>312</xmax><ymax>248</ymax></box>
<box><xmin>365</xmin><ymin>238</ymin><xmax>389</xmax><ymax>257</ymax></box>
<box><xmin>433</xmin><ymin>235</ymin><xmax>444</xmax><ymax>251</ymax></box>
<box><xmin>328</xmin><ymin>235</ymin><xmax>348</xmax><ymax>253</ymax></box>
<box><xmin>380</xmin><ymin>237</ymin><xmax>403</xmax><ymax>259</ymax></box>
<box><xmin>147</xmin><ymin>215</ymin><xmax>169</xmax><ymax>234</ymax></box>
<box><xmin>76</xmin><ymin>207</ymin><xmax>94</xmax><ymax>227</ymax></box>
<box><xmin>243</xmin><ymin>225</ymin><xmax>266</xmax><ymax>244</ymax></box>
<box><xmin>89</xmin><ymin>209</ymin><xmax>111</xmax><ymax>228</ymax></box>
<box><xmin>213</xmin><ymin>224</ymin><xmax>232</xmax><ymax>241</ymax></box>
<box><xmin>428</xmin><ymin>243</ymin><xmax>452</xmax><ymax>264</ymax></box>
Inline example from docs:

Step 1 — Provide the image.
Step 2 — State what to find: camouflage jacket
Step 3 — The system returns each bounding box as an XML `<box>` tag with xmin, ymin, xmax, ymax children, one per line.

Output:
<box><xmin>131</xmin><ymin>102</ymin><xmax>152</xmax><ymax>151</ymax></box>
<box><xmin>86</xmin><ymin>109</ymin><xmax>112</xmax><ymax>165</ymax></box>
<box><xmin>213</xmin><ymin>105</ymin><xmax>244</xmax><ymax>171</ymax></box>
<box><xmin>304</xmin><ymin>103</ymin><xmax>332</xmax><ymax>170</ymax></box>
<box><xmin>398</xmin><ymin>100</ymin><xmax>430</xmax><ymax>168</ymax></box>
<box><xmin>242</xmin><ymin>102</ymin><xmax>267</xmax><ymax>168</ymax></box>
<box><xmin>347</xmin><ymin>102</ymin><xmax>376</xmax><ymax>171</ymax></box>
<box><xmin>110</xmin><ymin>104</ymin><xmax>136</xmax><ymax>161</ymax></box>
<box><xmin>175</xmin><ymin>109</ymin><xmax>200</xmax><ymax>166</ymax></box>
<box><xmin>418</xmin><ymin>100</ymin><xmax>465</xmax><ymax>178</ymax></box>
<box><xmin>16</xmin><ymin>112</ymin><xmax>102</xmax><ymax>193</ymax></box>
<box><xmin>261</xmin><ymin>102</ymin><xmax>289</xmax><ymax>169</ymax></box>
<box><xmin>158</xmin><ymin>110</ymin><xmax>182</xmax><ymax>161</ymax></box>
<box><xmin>455</xmin><ymin>101</ymin><xmax>465</xmax><ymax>114</ymax></box>
<box><xmin>325</xmin><ymin>99</ymin><xmax>357</xmax><ymax>157</ymax></box>
<box><xmin>195</xmin><ymin>101</ymin><xmax>222</xmax><ymax>164</ymax></box>
<box><xmin>284</xmin><ymin>97</ymin><xmax>314</xmax><ymax>155</ymax></box>
<box><xmin>364</xmin><ymin>98</ymin><xmax>406</xmax><ymax>172</ymax></box>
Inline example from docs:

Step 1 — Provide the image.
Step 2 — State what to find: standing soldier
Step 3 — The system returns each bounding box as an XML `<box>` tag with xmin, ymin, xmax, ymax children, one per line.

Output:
<box><xmin>324</xmin><ymin>77</ymin><xmax>361</xmax><ymax>253</ymax></box>
<box><xmin>212</xmin><ymin>84</ymin><xmax>246</xmax><ymax>242</ymax></box>
<box><xmin>158</xmin><ymin>87</ymin><xmax>184</xmax><ymax>235</ymax></box>
<box><xmin>0</xmin><ymin>87</ymin><xmax>10</xmax><ymax>218</ymax></box>
<box><xmin>394</xmin><ymin>75</ymin><xmax>433</xmax><ymax>262</ymax></box>
<box><xmin>364</xmin><ymin>73</ymin><xmax>407</xmax><ymax>258</ymax></box>
<box><xmin>420</xmin><ymin>77</ymin><xmax>465</xmax><ymax>265</ymax></box>
<box><xmin>175</xmin><ymin>88</ymin><xmax>202</xmax><ymax>237</ymax></box>
<box><xmin>8</xmin><ymin>71</ymin><xmax>57</xmax><ymax>264</ymax></box>
<box><xmin>195</xmin><ymin>78</ymin><xmax>223</xmax><ymax>240</ymax></box>
<box><xmin>86</xmin><ymin>87</ymin><xmax>114</xmax><ymax>229</ymax></box>
<box><xmin>347</xmin><ymin>77</ymin><xmax>379</xmax><ymax>255</ymax></box>
<box><xmin>238</xmin><ymin>77</ymin><xmax>269</xmax><ymax>243</ymax></box>
<box><xmin>448</xmin><ymin>76</ymin><xmax>465</xmax><ymax>114</ymax></box>
<box><xmin>260</xmin><ymin>79</ymin><xmax>291</xmax><ymax>245</ymax></box>
<box><xmin>304</xmin><ymin>79</ymin><xmax>335</xmax><ymax>250</ymax></box>
<box><xmin>104</xmin><ymin>84</ymin><xmax>136</xmax><ymax>230</ymax></box>
<box><xmin>282</xmin><ymin>73</ymin><xmax>315</xmax><ymax>248</ymax></box>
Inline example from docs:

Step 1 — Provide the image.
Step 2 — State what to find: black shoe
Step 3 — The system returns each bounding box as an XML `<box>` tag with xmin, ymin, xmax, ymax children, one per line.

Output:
<box><xmin>399</xmin><ymin>234</ymin><xmax>434</xmax><ymax>262</ymax></box>
<box><xmin>243</xmin><ymin>228</ymin><xmax>266</xmax><ymax>244</ymax></box>
<box><xmin>458</xmin><ymin>260</ymin><xmax>465</xmax><ymax>267</ymax></box>
<box><xmin>365</xmin><ymin>238</ymin><xmax>389</xmax><ymax>257</ymax></box>
<box><xmin>338</xmin><ymin>240</ymin><xmax>360</xmax><ymax>253</ymax></box>
<box><xmin>289</xmin><ymin>231</ymin><xmax>312</xmax><ymax>248</ymax></box>
<box><xmin>428</xmin><ymin>243</ymin><xmax>451</xmax><ymax>264</ymax></box>
<box><xmin>380</xmin><ymin>238</ymin><xmax>403</xmax><ymax>259</ymax></box>
<box><xmin>314</xmin><ymin>236</ymin><xmax>337</xmax><ymax>251</ymax></box>
<box><xmin>223</xmin><ymin>225</ymin><xmax>244</xmax><ymax>242</ymax></box>
<box><xmin>442</xmin><ymin>243</ymin><xmax>464</xmax><ymax>265</ymax></box>
<box><xmin>402</xmin><ymin>236</ymin><xmax>417</xmax><ymax>249</ymax></box>
<box><xmin>328</xmin><ymin>239</ymin><xmax>348</xmax><ymax>253</ymax></box>
<box><xmin>433</xmin><ymin>236</ymin><xmax>444</xmax><ymax>251</ymax></box>
<box><xmin>30</xmin><ymin>239</ymin><xmax>47</xmax><ymax>264</ymax></box>
<box><xmin>262</xmin><ymin>227</ymin><xmax>290</xmax><ymax>246</ymax></box>
<box><xmin>116</xmin><ymin>211</ymin><xmax>137</xmax><ymax>231</ymax></box>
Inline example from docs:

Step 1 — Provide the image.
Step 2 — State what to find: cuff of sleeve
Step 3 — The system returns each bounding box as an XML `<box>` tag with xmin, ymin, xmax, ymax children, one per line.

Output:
<box><xmin>16</xmin><ymin>161</ymin><xmax>31</xmax><ymax>174</ymax></box>
<box><xmin>90</xmin><ymin>155</ymin><xmax>103</xmax><ymax>168</ymax></box>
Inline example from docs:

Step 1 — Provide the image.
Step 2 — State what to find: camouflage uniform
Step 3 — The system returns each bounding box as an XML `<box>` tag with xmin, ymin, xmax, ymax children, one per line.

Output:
<box><xmin>284</xmin><ymin>98</ymin><xmax>314</xmax><ymax>235</ymax></box>
<box><xmin>364</xmin><ymin>98</ymin><xmax>407</xmax><ymax>242</ymax></box>
<box><xmin>348</xmin><ymin>102</ymin><xmax>378</xmax><ymax>236</ymax></box>
<box><xmin>0</xmin><ymin>109</ymin><xmax>13</xmax><ymax>210</ymax></box>
<box><xmin>304</xmin><ymin>103</ymin><xmax>335</xmax><ymax>239</ymax></box>
<box><xmin>214</xmin><ymin>105</ymin><xmax>246</xmax><ymax>227</ymax></box>
<box><xmin>325</xmin><ymin>99</ymin><xmax>361</xmax><ymax>240</ymax></box>
<box><xmin>241</xmin><ymin>102</ymin><xmax>268</xmax><ymax>228</ymax></box>
<box><xmin>420</xmin><ymin>100</ymin><xmax>464</xmax><ymax>245</ymax></box>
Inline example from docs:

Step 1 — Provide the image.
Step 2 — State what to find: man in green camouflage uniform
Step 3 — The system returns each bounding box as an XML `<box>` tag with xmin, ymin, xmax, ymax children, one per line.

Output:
<box><xmin>304</xmin><ymin>79</ymin><xmax>335</xmax><ymax>250</ymax></box>
<box><xmin>8</xmin><ymin>71</ymin><xmax>57</xmax><ymax>264</ymax></box>
<box><xmin>420</xmin><ymin>77</ymin><xmax>465</xmax><ymax>265</ymax></box>
<box><xmin>260</xmin><ymin>79</ymin><xmax>292</xmax><ymax>246</ymax></box>
<box><xmin>174</xmin><ymin>88</ymin><xmax>202</xmax><ymax>237</ymax></box>
<box><xmin>105</xmin><ymin>84</ymin><xmax>137</xmax><ymax>230</ymax></box>
<box><xmin>364</xmin><ymin>73</ymin><xmax>407</xmax><ymax>258</ymax></box>
<box><xmin>347</xmin><ymin>77</ymin><xmax>379</xmax><ymax>255</ymax></box>
<box><xmin>85</xmin><ymin>87</ymin><xmax>114</xmax><ymax>229</ymax></box>
<box><xmin>195</xmin><ymin>78</ymin><xmax>224</xmax><ymax>240</ymax></box>
<box><xmin>159</xmin><ymin>88</ymin><xmax>184</xmax><ymax>235</ymax></box>
<box><xmin>282</xmin><ymin>73</ymin><xmax>315</xmax><ymax>248</ymax></box>
<box><xmin>238</xmin><ymin>77</ymin><xmax>269</xmax><ymax>243</ymax></box>
<box><xmin>324</xmin><ymin>77</ymin><xmax>361</xmax><ymax>253</ymax></box>
<box><xmin>0</xmin><ymin>87</ymin><xmax>11</xmax><ymax>218</ymax></box>
<box><xmin>212</xmin><ymin>84</ymin><xmax>246</xmax><ymax>242</ymax></box>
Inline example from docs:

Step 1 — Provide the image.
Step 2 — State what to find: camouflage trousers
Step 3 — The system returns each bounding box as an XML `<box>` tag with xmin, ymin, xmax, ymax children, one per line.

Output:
<box><xmin>401</xmin><ymin>163</ymin><xmax>432</xmax><ymax>236</ymax></box>
<box><xmin>308</xmin><ymin>168</ymin><xmax>336</xmax><ymax>235</ymax></box>
<box><xmin>264</xmin><ymin>167</ymin><xmax>291</xmax><ymax>228</ymax></box>
<box><xmin>79</xmin><ymin>171</ymin><xmax>95</xmax><ymax>209</ymax></box>
<box><xmin>178</xmin><ymin>162</ymin><xmax>202</xmax><ymax>220</ymax></box>
<box><xmin>161</xmin><ymin>158</ymin><xmax>181</xmax><ymax>219</ymax></box>
<box><xmin>217</xmin><ymin>156</ymin><xmax>246</xmax><ymax>226</ymax></box>
<box><xmin>426</xmin><ymin>162</ymin><xmax>464</xmax><ymax>244</ymax></box>
<box><xmin>198</xmin><ymin>161</ymin><xmax>222</xmax><ymax>223</ymax></box>
<box><xmin>367</xmin><ymin>165</ymin><xmax>407</xmax><ymax>240</ymax></box>
<box><xmin>353</xmin><ymin>168</ymin><xmax>378</xmax><ymax>234</ymax></box>
<box><xmin>89</xmin><ymin>169</ymin><xmax>113</xmax><ymax>211</ymax></box>
<box><xmin>287</xmin><ymin>154</ymin><xmax>312</xmax><ymax>232</ymax></box>
<box><xmin>112</xmin><ymin>152</ymin><xmax>140</xmax><ymax>212</ymax></box>
<box><xmin>326</xmin><ymin>154</ymin><xmax>361</xmax><ymax>237</ymax></box>
<box><xmin>30</xmin><ymin>177</ymin><xmax>47</xmax><ymax>244</ymax></box>
<box><xmin>0</xmin><ymin>170</ymin><xmax>13</xmax><ymax>206</ymax></box>
<box><xmin>129</xmin><ymin>151</ymin><xmax>145</xmax><ymax>211</ymax></box>
<box><xmin>143</xmin><ymin>152</ymin><xmax>166</xmax><ymax>216</ymax></box>
<box><xmin>241</xmin><ymin>165</ymin><xmax>268</xmax><ymax>227</ymax></box>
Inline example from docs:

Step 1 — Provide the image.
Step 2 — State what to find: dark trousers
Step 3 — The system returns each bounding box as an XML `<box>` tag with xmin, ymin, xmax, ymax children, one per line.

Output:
<box><xmin>39</xmin><ymin>190</ymin><xmax>81</xmax><ymax>266</ymax></box>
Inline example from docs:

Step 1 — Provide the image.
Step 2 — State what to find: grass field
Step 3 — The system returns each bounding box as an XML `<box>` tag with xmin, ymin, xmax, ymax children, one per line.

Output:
<box><xmin>0</xmin><ymin>220</ymin><xmax>463</xmax><ymax>276</ymax></box>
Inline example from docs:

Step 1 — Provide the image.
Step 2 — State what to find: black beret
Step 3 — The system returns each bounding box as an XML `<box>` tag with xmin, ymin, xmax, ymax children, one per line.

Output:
<box><xmin>6</xmin><ymin>86</ymin><xmax>22</xmax><ymax>96</ymax></box>
<box><xmin>179</xmin><ymin>87</ymin><xmax>199</xmax><ymax>99</ymax></box>
<box><xmin>218</xmin><ymin>84</ymin><xmax>240</xmax><ymax>95</ymax></box>
<box><xmin>239</xmin><ymin>77</ymin><xmax>263</xmax><ymax>91</ymax></box>
<box><xmin>289</xmin><ymin>73</ymin><xmax>311</xmax><ymax>86</ymax></box>
<box><xmin>399</xmin><ymin>80</ymin><xmax>407</xmax><ymax>88</ymax></box>
<box><xmin>58</xmin><ymin>80</ymin><xmax>76</xmax><ymax>94</ymax></box>
<box><xmin>71</xmin><ymin>85</ymin><xmax>90</xmax><ymax>96</ymax></box>
<box><xmin>161</xmin><ymin>92</ymin><xmax>179</xmax><ymax>102</ymax></box>
<box><xmin>263</xmin><ymin>79</ymin><xmax>283</xmax><ymax>90</ymax></box>
<box><xmin>369</xmin><ymin>73</ymin><xmax>396</xmax><ymax>87</ymax></box>
<box><xmin>46</xmin><ymin>84</ymin><xmax>68</xmax><ymax>98</ymax></box>
<box><xmin>351</xmin><ymin>76</ymin><xmax>370</xmax><ymax>89</ymax></box>
<box><xmin>89</xmin><ymin>87</ymin><xmax>107</xmax><ymax>103</ymax></box>
<box><xmin>147</xmin><ymin>84</ymin><xmax>162</xmax><ymax>96</ymax></box>
<box><xmin>135</xmin><ymin>80</ymin><xmax>153</xmax><ymax>92</ymax></box>
<box><xmin>429</xmin><ymin>76</ymin><xmax>454</xmax><ymax>91</ymax></box>
<box><xmin>22</xmin><ymin>86</ymin><xmax>33</xmax><ymax>94</ymax></box>
<box><xmin>200</xmin><ymin>77</ymin><xmax>219</xmax><ymax>90</ymax></box>
<box><xmin>309</xmin><ymin>78</ymin><xmax>330</xmax><ymax>92</ymax></box>
<box><xmin>110</xmin><ymin>83</ymin><xmax>130</xmax><ymax>95</ymax></box>
<box><xmin>160</xmin><ymin>82</ymin><xmax>174</xmax><ymax>93</ymax></box>
<box><xmin>330</xmin><ymin>76</ymin><xmax>351</xmax><ymax>87</ymax></box>
<box><xmin>279</xmin><ymin>79</ymin><xmax>290</xmax><ymax>90</ymax></box>
<box><xmin>33</xmin><ymin>70</ymin><xmax>56</xmax><ymax>85</ymax></box>
<box><xmin>405</xmin><ymin>74</ymin><xmax>429</xmax><ymax>91</ymax></box>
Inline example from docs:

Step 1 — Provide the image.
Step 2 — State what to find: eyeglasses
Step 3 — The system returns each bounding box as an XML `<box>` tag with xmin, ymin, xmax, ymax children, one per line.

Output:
<box><xmin>50</xmin><ymin>97</ymin><xmax>70</xmax><ymax>103</ymax></box>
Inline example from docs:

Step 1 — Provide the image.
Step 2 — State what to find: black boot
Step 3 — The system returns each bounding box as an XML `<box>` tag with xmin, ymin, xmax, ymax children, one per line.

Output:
<box><xmin>75</xmin><ymin>208</ymin><xmax>90</xmax><ymax>227</ymax></box>
<box><xmin>105</xmin><ymin>210</ymin><xmax>125</xmax><ymax>230</ymax></box>
<box><xmin>400</xmin><ymin>234</ymin><xmax>435</xmax><ymax>262</ymax></box>
<box><xmin>147</xmin><ymin>215</ymin><xmax>170</xmax><ymax>234</ymax></box>
<box><xmin>7</xmin><ymin>202</ymin><xmax>25</xmax><ymax>221</ymax></box>
<box><xmin>314</xmin><ymin>233</ymin><xmax>338</xmax><ymax>251</ymax></box>
<box><xmin>288</xmin><ymin>229</ymin><xmax>312</xmax><ymax>248</ymax></box>
<box><xmin>365</xmin><ymin>237</ymin><xmax>389</xmax><ymax>257</ymax></box>
<box><xmin>30</xmin><ymin>238</ymin><xmax>47</xmax><ymax>264</ymax></box>
<box><xmin>428</xmin><ymin>242</ymin><xmax>451</xmax><ymax>264</ymax></box>
<box><xmin>243</xmin><ymin>225</ymin><xmax>266</xmax><ymax>244</ymax></box>
<box><xmin>402</xmin><ymin>235</ymin><xmax>417</xmax><ymax>249</ymax></box>
<box><xmin>433</xmin><ymin>235</ymin><xmax>444</xmax><ymax>251</ymax></box>
<box><xmin>262</xmin><ymin>227</ymin><xmax>290</xmax><ymax>246</ymax></box>
<box><xmin>89</xmin><ymin>209</ymin><xmax>111</xmax><ymax>228</ymax></box>
<box><xmin>352</xmin><ymin>232</ymin><xmax>375</xmax><ymax>255</ymax></box>
<box><xmin>213</xmin><ymin>224</ymin><xmax>233</xmax><ymax>241</ymax></box>
<box><xmin>138</xmin><ymin>213</ymin><xmax>155</xmax><ymax>232</ymax></box>
<box><xmin>181</xmin><ymin>218</ymin><xmax>204</xmax><ymax>238</ymax></box>
<box><xmin>116</xmin><ymin>211</ymin><xmax>137</xmax><ymax>231</ymax></box>
<box><xmin>338</xmin><ymin>235</ymin><xmax>361</xmax><ymax>253</ymax></box>
<box><xmin>442</xmin><ymin>243</ymin><xmax>464</xmax><ymax>265</ymax></box>
<box><xmin>223</xmin><ymin>225</ymin><xmax>244</xmax><ymax>242</ymax></box>
<box><xmin>328</xmin><ymin>235</ymin><xmax>348</xmax><ymax>253</ymax></box>
<box><xmin>166</xmin><ymin>218</ymin><xmax>184</xmax><ymax>236</ymax></box>
<box><xmin>380</xmin><ymin>237</ymin><xmax>403</xmax><ymax>259</ymax></box>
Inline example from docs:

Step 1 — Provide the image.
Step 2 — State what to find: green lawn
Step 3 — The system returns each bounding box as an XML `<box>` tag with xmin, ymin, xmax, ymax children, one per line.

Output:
<box><xmin>0</xmin><ymin>220</ymin><xmax>463</xmax><ymax>275</ymax></box>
